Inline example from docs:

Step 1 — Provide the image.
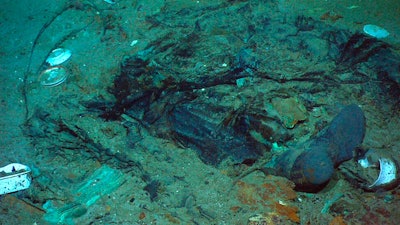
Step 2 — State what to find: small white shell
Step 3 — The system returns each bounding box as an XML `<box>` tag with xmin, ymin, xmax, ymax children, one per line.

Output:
<box><xmin>46</xmin><ymin>48</ymin><xmax>72</xmax><ymax>66</ymax></box>
<box><xmin>363</xmin><ymin>24</ymin><xmax>390</xmax><ymax>39</ymax></box>
<box><xmin>369</xmin><ymin>158</ymin><xmax>397</xmax><ymax>188</ymax></box>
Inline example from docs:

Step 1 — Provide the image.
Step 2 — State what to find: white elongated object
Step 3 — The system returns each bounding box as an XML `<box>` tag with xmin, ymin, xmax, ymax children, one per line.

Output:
<box><xmin>103</xmin><ymin>0</ymin><xmax>116</xmax><ymax>4</ymax></box>
<box><xmin>0</xmin><ymin>163</ymin><xmax>32</xmax><ymax>195</ymax></box>
<box><xmin>363</xmin><ymin>24</ymin><xmax>390</xmax><ymax>39</ymax></box>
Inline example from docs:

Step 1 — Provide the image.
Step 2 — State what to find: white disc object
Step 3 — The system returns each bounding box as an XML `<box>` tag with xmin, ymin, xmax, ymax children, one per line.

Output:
<box><xmin>363</xmin><ymin>24</ymin><xmax>390</xmax><ymax>39</ymax></box>
<box><xmin>39</xmin><ymin>66</ymin><xmax>68</xmax><ymax>87</ymax></box>
<box><xmin>46</xmin><ymin>48</ymin><xmax>72</xmax><ymax>66</ymax></box>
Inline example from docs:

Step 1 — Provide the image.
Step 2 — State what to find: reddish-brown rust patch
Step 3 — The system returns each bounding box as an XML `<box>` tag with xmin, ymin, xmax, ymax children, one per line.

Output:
<box><xmin>273</xmin><ymin>202</ymin><xmax>300</xmax><ymax>223</ymax></box>
<box><xmin>236</xmin><ymin>180</ymin><xmax>258</xmax><ymax>205</ymax></box>
<box><xmin>236</xmin><ymin>176</ymin><xmax>297</xmax><ymax>208</ymax></box>
<box><xmin>104</xmin><ymin>205</ymin><xmax>112</xmax><ymax>213</ymax></box>
<box><xmin>260</xmin><ymin>183</ymin><xmax>275</xmax><ymax>201</ymax></box>
<box><xmin>320</xmin><ymin>11</ymin><xmax>344</xmax><ymax>22</ymax></box>
<box><xmin>230</xmin><ymin>206</ymin><xmax>241</xmax><ymax>213</ymax></box>
<box><xmin>361</xmin><ymin>212</ymin><xmax>380</xmax><ymax>225</ymax></box>
<box><xmin>262</xmin><ymin>183</ymin><xmax>277</xmax><ymax>193</ymax></box>
<box><xmin>271</xmin><ymin>176</ymin><xmax>297</xmax><ymax>200</ymax></box>
<box><xmin>164</xmin><ymin>213</ymin><xmax>180</xmax><ymax>224</ymax></box>
<box><xmin>139</xmin><ymin>212</ymin><xmax>146</xmax><ymax>220</ymax></box>
<box><xmin>329</xmin><ymin>216</ymin><xmax>346</xmax><ymax>225</ymax></box>
<box><xmin>375</xmin><ymin>207</ymin><xmax>390</xmax><ymax>218</ymax></box>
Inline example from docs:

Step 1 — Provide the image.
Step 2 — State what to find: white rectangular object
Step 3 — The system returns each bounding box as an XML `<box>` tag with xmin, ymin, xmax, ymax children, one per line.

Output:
<box><xmin>0</xmin><ymin>163</ymin><xmax>32</xmax><ymax>195</ymax></box>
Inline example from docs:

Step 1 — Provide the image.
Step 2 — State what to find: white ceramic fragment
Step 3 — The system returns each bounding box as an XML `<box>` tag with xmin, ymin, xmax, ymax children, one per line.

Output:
<box><xmin>363</xmin><ymin>24</ymin><xmax>390</xmax><ymax>39</ymax></box>
<box><xmin>46</xmin><ymin>48</ymin><xmax>72</xmax><ymax>66</ymax></box>
<box><xmin>369</xmin><ymin>158</ymin><xmax>397</xmax><ymax>188</ymax></box>
<box><xmin>0</xmin><ymin>163</ymin><xmax>32</xmax><ymax>195</ymax></box>
<box><xmin>38</xmin><ymin>66</ymin><xmax>68</xmax><ymax>87</ymax></box>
